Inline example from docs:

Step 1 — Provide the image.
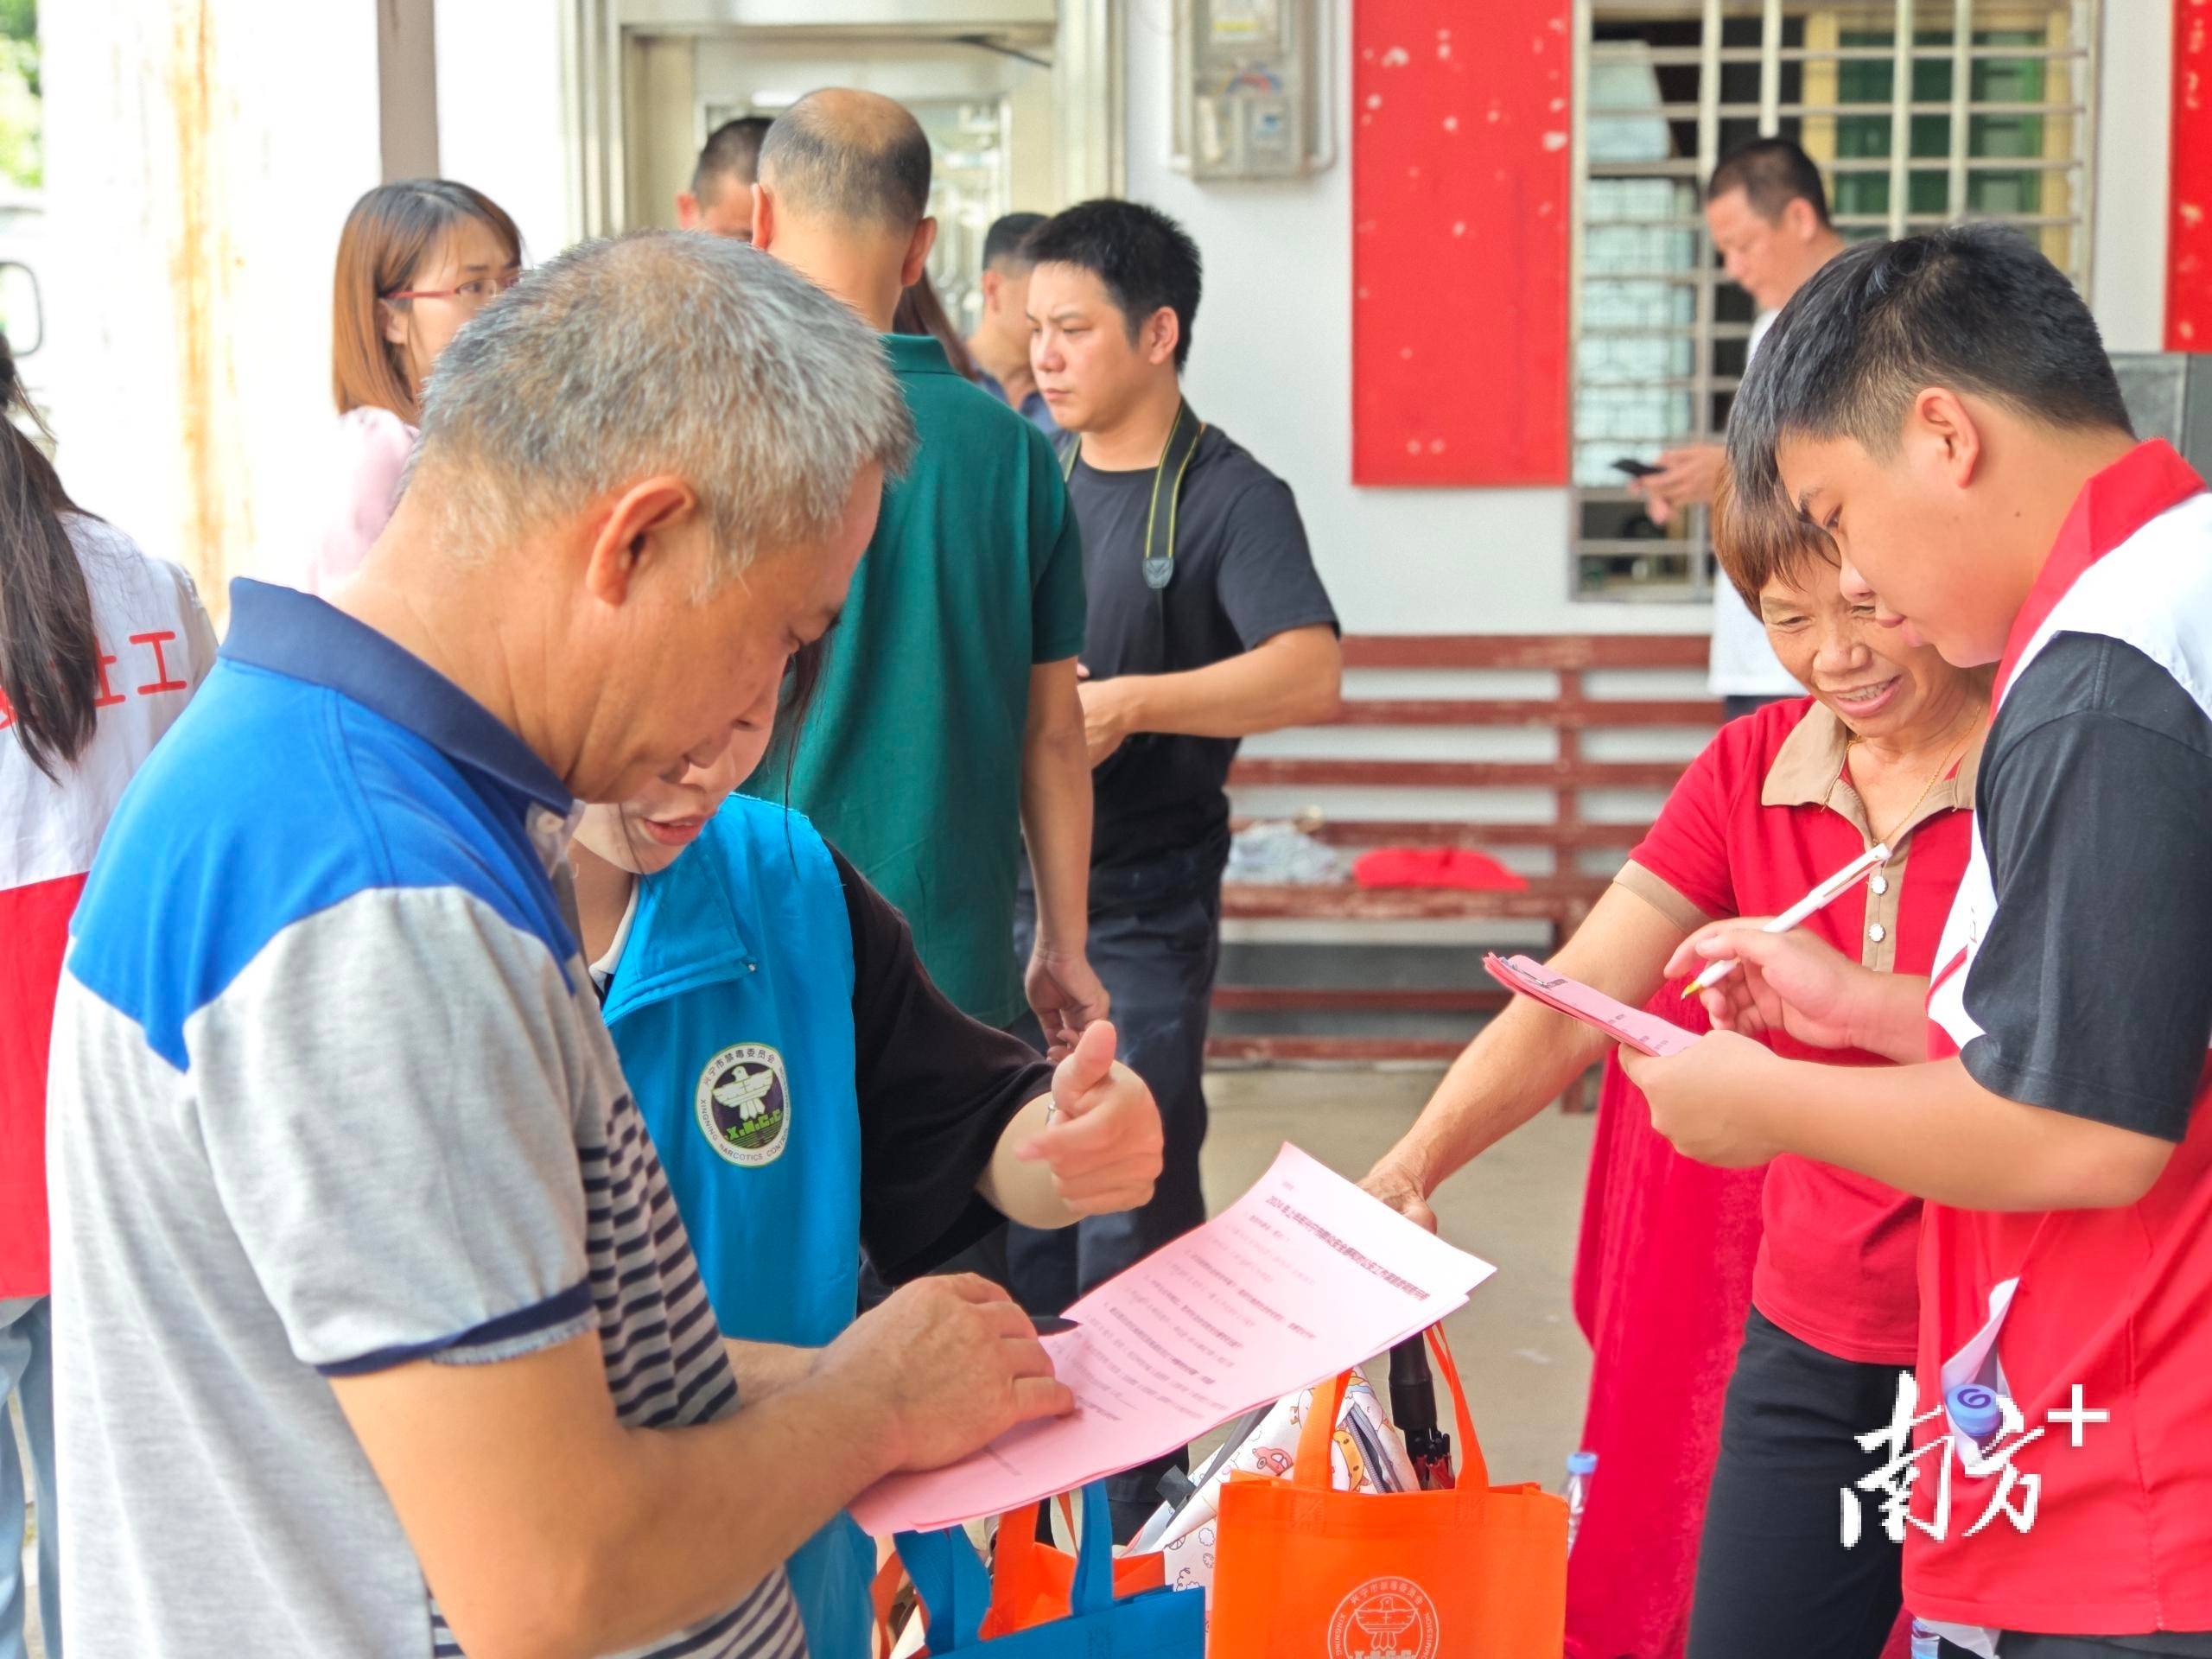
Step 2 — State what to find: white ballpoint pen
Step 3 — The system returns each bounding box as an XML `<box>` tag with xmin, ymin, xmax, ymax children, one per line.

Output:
<box><xmin>1681</xmin><ymin>842</ymin><xmax>1892</xmax><ymax>998</ymax></box>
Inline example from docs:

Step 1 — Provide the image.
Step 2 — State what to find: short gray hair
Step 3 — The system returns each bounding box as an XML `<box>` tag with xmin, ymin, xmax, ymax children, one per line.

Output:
<box><xmin>414</xmin><ymin>230</ymin><xmax>915</xmax><ymax>575</ymax></box>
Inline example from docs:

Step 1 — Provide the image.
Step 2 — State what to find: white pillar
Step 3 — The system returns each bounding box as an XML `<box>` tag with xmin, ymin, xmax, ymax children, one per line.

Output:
<box><xmin>2090</xmin><ymin>0</ymin><xmax>2171</xmax><ymax>353</ymax></box>
<box><xmin>435</xmin><ymin>0</ymin><xmax>573</xmax><ymax>263</ymax></box>
<box><xmin>42</xmin><ymin>0</ymin><xmax>385</xmax><ymax>615</ymax></box>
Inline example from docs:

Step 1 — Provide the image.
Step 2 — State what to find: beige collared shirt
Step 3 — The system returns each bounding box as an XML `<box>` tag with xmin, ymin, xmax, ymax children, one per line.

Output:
<box><xmin>1617</xmin><ymin>702</ymin><xmax>1984</xmax><ymax>973</ymax></box>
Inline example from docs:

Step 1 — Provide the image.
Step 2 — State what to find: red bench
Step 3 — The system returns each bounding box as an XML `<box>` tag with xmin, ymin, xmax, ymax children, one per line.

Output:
<box><xmin>1211</xmin><ymin>634</ymin><xmax>1719</xmax><ymax>1074</ymax></box>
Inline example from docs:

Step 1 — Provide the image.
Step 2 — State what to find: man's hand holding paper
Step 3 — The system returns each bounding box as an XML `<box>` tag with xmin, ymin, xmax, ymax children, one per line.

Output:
<box><xmin>815</xmin><ymin>1275</ymin><xmax>1076</xmax><ymax>1475</ymax></box>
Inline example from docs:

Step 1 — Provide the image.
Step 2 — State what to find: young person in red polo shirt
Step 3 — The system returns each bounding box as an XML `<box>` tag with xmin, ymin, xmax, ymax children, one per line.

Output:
<box><xmin>1628</xmin><ymin>226</ymin><xmax>2212</xmax><ymax>1657</ymax></box>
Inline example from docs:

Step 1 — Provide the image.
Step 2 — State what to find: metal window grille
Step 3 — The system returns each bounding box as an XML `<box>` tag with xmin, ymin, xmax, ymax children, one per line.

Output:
<box><xmin>1568</xmin><ymin>0</ymin><xmax>2101</xmax><ymax>601</ymax></box>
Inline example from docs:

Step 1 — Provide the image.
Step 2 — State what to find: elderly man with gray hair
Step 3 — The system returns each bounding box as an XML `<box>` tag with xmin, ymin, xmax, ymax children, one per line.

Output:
<box><xmin>46</xmin><ymin>232</ymin><xmax>1073</xmax><ymax>1659</ymax></box>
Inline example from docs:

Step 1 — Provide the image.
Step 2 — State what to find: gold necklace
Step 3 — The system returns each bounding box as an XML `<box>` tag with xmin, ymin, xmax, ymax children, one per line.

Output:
<box><xmin>1832</xmin><ymin>709</ymin><xmax>1982</xmax><ymax>854</ymax></box>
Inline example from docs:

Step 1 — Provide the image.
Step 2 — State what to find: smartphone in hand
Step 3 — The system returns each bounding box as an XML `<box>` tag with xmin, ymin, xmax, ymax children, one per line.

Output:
<box><xmin>1611</xmin><ymin>457</ymin><xmax>1662</xmax><ymax>480</ymax></box>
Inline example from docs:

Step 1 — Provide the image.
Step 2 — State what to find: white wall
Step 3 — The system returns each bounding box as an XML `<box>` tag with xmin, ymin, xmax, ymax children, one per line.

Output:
<box><xmin>41</xmin><ymin>0</ymin><xmax>572</xmax><ymax>610</ymax></box>
<box><xmin>1122</xmin><ymin>0</ymin><xmax>1591</xmax><ymax>638</ymax></box>
<box><xmin>2092</xmin><ymin>0</ymin><xmax>2171</xmax><ymax>353</ymax></box>
<box><xmin>435</xmin><ymin>0</ymin><xmax>574</xmax><ymax>261</ymax></box>
<box><xmin>44</xmin><ymin>0</ymin><xmax>386</xmax><ymax>605</ymax></box>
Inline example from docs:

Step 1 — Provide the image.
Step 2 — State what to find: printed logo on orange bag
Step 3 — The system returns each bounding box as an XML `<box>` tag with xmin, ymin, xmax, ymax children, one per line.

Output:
<box><xmin>1327</xmin><ymin>1576</ymin><xmax>1440</xmax><ymax>1659</ymax></box>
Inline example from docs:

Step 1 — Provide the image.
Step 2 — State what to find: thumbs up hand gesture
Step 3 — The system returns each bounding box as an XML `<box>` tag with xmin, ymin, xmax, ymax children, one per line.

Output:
<box><xmin>1015</xmin><ymin>1020</ymin><xmax>1164</xmax><ymax>1219</ymax></box>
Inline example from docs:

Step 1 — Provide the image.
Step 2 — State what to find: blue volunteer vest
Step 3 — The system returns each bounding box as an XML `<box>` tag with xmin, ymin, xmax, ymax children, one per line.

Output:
<box><xmin>600</xmin><ymin>796</ymin><xmax>871</xmax><ymax>1659</ymax></box>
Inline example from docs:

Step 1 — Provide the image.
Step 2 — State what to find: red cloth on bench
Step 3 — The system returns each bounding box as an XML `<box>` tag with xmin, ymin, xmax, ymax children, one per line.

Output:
<box><xmin>1351</xmin><ymin>847</ymin><xmax>1528</xmax><ymax>891</ymax></box>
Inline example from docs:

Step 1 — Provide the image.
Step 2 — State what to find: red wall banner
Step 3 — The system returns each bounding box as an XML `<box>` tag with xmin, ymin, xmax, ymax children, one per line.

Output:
<box><xmin>1351</xmin><ymin>0</ymin><xmax>1573</xmax><ymax>485</ymax></box>
<box><xmin>2171</xmin><ymin>0</ymin><xmax>2212</xmax><ymax>349</ymax></box>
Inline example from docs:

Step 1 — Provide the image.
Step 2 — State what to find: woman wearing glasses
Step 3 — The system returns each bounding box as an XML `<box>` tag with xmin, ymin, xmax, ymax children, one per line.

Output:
<box><xmin>308</xmin><ymin>180</ymin><xmax>522</xmax><ymax>595</ymax></box>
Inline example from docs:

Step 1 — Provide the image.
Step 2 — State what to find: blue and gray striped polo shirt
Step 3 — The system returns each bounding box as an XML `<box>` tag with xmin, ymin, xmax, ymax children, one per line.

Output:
<box><xmin>47</xmin><ymin>579</ymin><xmax>804</xmax><ymax>1658</ymax></box>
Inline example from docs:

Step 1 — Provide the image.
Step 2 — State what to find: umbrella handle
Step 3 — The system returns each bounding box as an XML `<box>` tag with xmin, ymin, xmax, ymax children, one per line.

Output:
<box><xmin>1388</xmin><ymin>1330</ymin><xmax>1457</xmax><ymax>1491</ymax></box>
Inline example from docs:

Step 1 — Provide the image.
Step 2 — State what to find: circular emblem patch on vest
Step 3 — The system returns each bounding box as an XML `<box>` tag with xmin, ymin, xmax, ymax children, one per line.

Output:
<box><xmin>695</xmin><ymin>1043</ymin><xmax>791</xmax><ymax>1168</ymax></box>
<box><xmin>1327</xmin><ymin>1576</ymin><xmax>1440</xmax><ymax>1659</ymax></box>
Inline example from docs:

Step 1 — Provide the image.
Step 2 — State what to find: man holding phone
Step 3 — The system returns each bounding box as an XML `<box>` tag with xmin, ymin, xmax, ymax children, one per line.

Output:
<box><xmin>1637</xmin><ymin>138</ymin><xmax>1844</xmax><ymax>718</ymax></box>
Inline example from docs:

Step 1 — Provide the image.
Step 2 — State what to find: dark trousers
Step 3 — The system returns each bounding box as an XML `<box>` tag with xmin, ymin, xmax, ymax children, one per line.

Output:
<box><xmin>1687</xmin><ymin>1308</ymin><xmax>1905</xmax><ymax>1659</ymax></box>
<box><xmin>1007</xmin><ymin>843</ymin><xmax>1225</xmax><ymax>1538</ymax></box>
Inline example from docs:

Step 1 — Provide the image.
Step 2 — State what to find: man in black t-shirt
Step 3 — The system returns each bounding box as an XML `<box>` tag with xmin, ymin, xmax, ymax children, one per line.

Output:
<box><xmin>1011</xmin><ymin>199</ymin><xmax>1342</xmax><ymax>1534</ymax></box>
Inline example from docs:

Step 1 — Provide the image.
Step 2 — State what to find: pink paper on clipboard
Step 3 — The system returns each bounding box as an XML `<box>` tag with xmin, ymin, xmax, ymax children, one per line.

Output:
<box><xmin>1483</xmin><ymin>953</ymin><xmax>1700</xmax><ymax>1057</ymax></box>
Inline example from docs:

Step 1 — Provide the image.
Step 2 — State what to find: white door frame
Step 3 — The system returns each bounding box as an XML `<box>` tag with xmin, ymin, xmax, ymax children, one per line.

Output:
<box><xmin>559</xmin><ymin>0</ymin><xmax>1122</xmax><ymax>240</ymax></box>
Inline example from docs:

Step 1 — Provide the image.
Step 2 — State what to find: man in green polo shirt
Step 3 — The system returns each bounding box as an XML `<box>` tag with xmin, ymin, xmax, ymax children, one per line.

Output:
<box><xmin>748</xmin><ymin>90</ymin><xmax>1105</xmax><ymax>1061</ymax></box>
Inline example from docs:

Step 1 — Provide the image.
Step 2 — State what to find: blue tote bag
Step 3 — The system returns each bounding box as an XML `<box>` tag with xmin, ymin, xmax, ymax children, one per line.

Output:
<box><xmin>893</xmin><ymin>1482</ymin><xmax>1204</xmax><ymax>1657</ymax></box>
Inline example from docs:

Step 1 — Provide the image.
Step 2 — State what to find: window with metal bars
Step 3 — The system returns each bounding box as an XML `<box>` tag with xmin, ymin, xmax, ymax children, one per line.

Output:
<box><xmin>1569</xmin><ymin>1</ymin><xmax>2099</xmax><ymax>601</ymax></box>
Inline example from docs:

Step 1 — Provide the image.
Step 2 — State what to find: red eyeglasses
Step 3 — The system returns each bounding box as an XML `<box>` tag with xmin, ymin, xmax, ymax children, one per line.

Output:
<box><xmin>384</xmin><ymin>268</ymin><xmax>524</xmax><ymax>306</ymax></box>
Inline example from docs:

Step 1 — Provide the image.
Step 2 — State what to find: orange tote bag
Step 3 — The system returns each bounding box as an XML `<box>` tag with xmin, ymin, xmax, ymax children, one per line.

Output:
<box><xmin>979</xmin><ymin>1494</ymin><xmax>1167</xmax><ymax>1637</ymax></box>
<box><xmin>1209</xmin><ymin>1326</ymin><xmax>1567</xmax><ymax>1657</ymax></box>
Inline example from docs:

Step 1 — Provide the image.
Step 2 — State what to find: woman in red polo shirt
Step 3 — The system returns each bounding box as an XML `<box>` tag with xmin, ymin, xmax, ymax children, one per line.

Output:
<box><xmin>0</xmin><ymin>342</ymin><xmax>214</xmax><ymax>1653</ymax></box>
<box><xmin>1363</xmin><ymin>493</ymin><xmax>1989</xmax><ymax>1659</ymax></box>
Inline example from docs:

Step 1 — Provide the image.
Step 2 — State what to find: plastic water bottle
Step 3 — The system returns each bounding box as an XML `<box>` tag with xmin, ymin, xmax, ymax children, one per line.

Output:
<box><xmin>1562</xmin><ymin>1450</ymin><xmax>1598</xmax><ymax>1553</ymax></box>
<box><xmin>1910</xmin><ymin>1618</ymin><xmax>1942</xmax><ymax>1658</ymax></box>
<box><xmin>1946</xmin><ymin>1382</ymin><xmax>2005</xmax><ymax>1451</ymax></box>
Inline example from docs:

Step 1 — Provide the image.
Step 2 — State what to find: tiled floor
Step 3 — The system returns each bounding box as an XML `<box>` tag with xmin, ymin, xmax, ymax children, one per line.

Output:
<box><xmin>1199</xmin><ymin>1065</ymin><xmax>1597</xmax><ymax>1491</ymax></box>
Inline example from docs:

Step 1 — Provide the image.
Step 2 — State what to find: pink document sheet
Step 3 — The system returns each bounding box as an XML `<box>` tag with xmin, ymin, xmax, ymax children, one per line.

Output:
<box><xmin>849</xmin><ymin>1143</ymin><xmax>1495</xmax><ymax>1536</ymax></box>
<box><xmin>1483</xmin><ymin>953</ymin><xmax>1700</xmax><ymax>1058</ymax></box>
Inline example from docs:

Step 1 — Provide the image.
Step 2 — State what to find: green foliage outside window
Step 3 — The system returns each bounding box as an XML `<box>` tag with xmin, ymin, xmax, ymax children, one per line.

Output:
<box><xmin>1832</xmin><ymin>29</ymin><xmax>2050</xmax><ymax>229</ymax></box>
<box><xmin>0</xmin><ymin>0</ymin><xmax>36</xmax><ymax>193</ymax></box>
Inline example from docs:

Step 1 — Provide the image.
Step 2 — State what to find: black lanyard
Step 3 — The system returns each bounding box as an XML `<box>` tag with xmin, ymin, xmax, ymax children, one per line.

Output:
<box><xmin>1061</xmin><ymin>399</ymin><xmax>1206</xmax><ymax>591</ymax></box>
